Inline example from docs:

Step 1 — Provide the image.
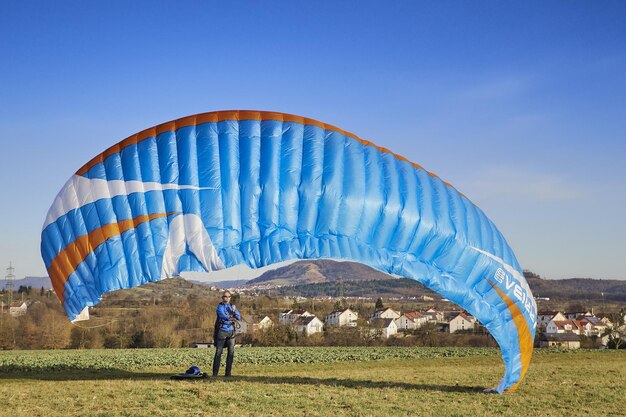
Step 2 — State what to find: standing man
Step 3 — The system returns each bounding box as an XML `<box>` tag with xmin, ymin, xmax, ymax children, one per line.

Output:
<box><xmin>212</xmin><ymin>291</ymin><xmax>240</xmax><ymax>377</ymax></box>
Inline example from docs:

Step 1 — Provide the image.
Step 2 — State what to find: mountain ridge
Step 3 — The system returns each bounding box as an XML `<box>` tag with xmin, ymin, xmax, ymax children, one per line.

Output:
<box><xmin>4</xmin><ymin>263</ymin><xmax>625</xmax><ymax>303</ymax></box>
<box><xmin>246</xmin><ymin>259</ymin><xmax>392</xmax><ymax>286</ymax></box>
<box><xmin>1</xmin><ymin>276</ymin><xmax>51</xmax><ymax>290</ymax></box>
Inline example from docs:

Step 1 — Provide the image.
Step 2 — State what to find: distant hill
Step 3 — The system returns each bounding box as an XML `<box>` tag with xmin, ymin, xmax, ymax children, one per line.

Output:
<box><xmin>1</xmin><ymin>276</ymin><xmax>51</xmax><ymax>290</ymax></box>
<box><xmin>269</xmin><ymin>277</ymin><xmax>441</xmax><ymax>299</ymax></box>
<box><xmin>243</xmin><ymin>260</ymin><xmax>626</xmax><ymax>302</ymax></box>
<box><xmin>246</xmin><ymin>259</ymin><xmax>391</xmax><ymax>287</ymax></box>
<box><xmin>4</xmin><ymin>265</ymin><xmax>624</xmax><ymax>305</ymax></box>
<box><xmin>524</xmin><ymin>271</ymin><xmax>626</xmax><ymax>303</ymax></box>
<box><xmin>244</xmin><ymin>259</ymin><xmax>439</xmax><ymax>299</ymax></box>
<box><xmin>189</xmin><ymin>279</ymin><xmax>249</xmax><ymax>288</ymax></box>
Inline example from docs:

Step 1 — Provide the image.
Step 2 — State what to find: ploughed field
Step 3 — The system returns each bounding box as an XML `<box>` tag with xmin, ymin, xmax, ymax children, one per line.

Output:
<box><xmin>1</xmin><ymin>347</ymin><xmax>624</xmax><ymax>417</ymax></box>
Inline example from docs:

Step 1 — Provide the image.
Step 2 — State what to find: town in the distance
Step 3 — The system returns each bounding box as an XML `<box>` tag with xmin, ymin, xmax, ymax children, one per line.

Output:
<box><xmin>2</xmin><ymin>260</ymin><xmax>625</xmax><ymax>350</ymax></box>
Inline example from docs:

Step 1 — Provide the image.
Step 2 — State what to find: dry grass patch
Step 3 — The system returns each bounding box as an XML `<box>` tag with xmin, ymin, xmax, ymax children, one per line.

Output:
<box><xmin>0</xmin><ymin>348</ymin><xmax>623</xmax><ymax>417</ymax></box>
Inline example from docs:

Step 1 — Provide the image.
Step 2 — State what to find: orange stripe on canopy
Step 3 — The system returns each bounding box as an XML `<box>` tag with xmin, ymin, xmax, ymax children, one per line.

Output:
<box><xmin>489</xmin><ymin>281</ymin><xmax>534</xmax><ymax>393</ymax></box>
<box><xmin>74</xmin><ymin>110</ymin><xmax>459</xmax><ymax>191</ymax></box>
<box><xmin>47</xmin><ymin>212</ymin><xmax>171</xmax><ymax>303</ymax></box>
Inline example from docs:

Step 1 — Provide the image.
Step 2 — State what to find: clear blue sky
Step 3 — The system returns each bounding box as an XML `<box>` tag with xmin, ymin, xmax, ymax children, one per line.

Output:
<box><xmin>1</xmin><ymin>1</ymin><xmax>625</xmax><ymax>280</ymax></box>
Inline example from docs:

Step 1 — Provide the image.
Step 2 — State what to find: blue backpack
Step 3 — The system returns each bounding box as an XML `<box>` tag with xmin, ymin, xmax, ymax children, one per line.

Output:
<box><xmin>170</xmin><ymin>364</ymin><xmax>207</xmax><ymax>380</ymax></box>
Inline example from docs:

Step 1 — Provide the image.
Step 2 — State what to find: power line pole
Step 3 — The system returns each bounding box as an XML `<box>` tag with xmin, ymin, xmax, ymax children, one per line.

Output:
<box><xmin>336</xmin><ymin>274</ymin><xmax>343</xmax><ymax>298</ymax></box>
<box><xmin>5</xmin><ymin>262</ymin><xmax>15</xmax><ymax>306</ymax></box>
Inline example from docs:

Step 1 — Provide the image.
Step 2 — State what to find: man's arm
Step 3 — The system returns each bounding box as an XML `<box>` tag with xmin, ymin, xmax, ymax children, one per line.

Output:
<box><xmin>231</xmin><ymin>305</ymin><xmax>241</xmax><ymax>321</ymax></box>
<box><xmin>216</xmin><ymin>303</ymin><xmax>231</xmax><ymax>322</ymax></box>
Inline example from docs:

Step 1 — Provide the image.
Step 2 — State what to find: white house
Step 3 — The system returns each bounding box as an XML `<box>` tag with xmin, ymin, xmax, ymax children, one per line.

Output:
<box><xmin>9</xmin><ymin>301</ymin><xmax>28</xmax><ymax>317</ymax></box>
<box><xmin>546</xmin><ymin>319</ymin><xmax>583</xmax><ymax>335</ymax></box>
<box><xmin>325</xmin><ymin>308</ymin><xmax>358</xmax><ymax>327</ymax></box>
<box><xmin>255</xmin><ymin>315</ymin><xmax>274</xmax><ymax>330</ymax></box>
<box><xmin>581</xmin><ymin>317</ymin><xmax>608</xmax><ymax>335</ymax></box>
<box><xmin>413</xmin><ymin>312</ymin><xmax>430</xmax><ymax>328</ymax></box>
<box><xmin>448</xmin><ymin>313</ymin><xmax>476</xmax><ymax>333</ymax></box>
<box><xmin>395</xmin><ymin>311</ymin><xmax>428</xmax><ymax>331</ymax></box>
<box><xmin>368</xmin><ymin>318</ymin><xmax>398</xmax><ymax>339</ymax></box>
<box><xmin>293</xmin><ymin>316</ymin><xmax>324</xmax><ymax>336</ymax></box>
<box><xmin>599</xmin><ymin>315</ymin><xmax>614</xmax><ymax>326</ymax></box>
<box><xmin>238</xmin><ymin>315</ymin><xmax>273</xmax><ymax>334</ymax></box>
<box><xmin>577</xmin><ymin>317</ymin><xmax>609</xmax><ymax>344</ymax></box>
<box><xmin>395</xmin><ymin>313</ymin><xmax>416</xmax><ymax>331</ymax></box>
<box><xmin>544</xmin><ymin>318</ymin><xmax>611</xmax><ymax>344</ymax></box>
<box><xmin>370</xmin><ymin>307</ymin><xmax>400</xmax><ymax>321</ymax></box>
<box><xmin>537</xmin><ymin>311</ymin><xmax>567</xmax><ymax>330</ymax></box>
<box><xmin>403</xmin><ymin>311</ymin><xmax>430</xmax><ymax>329</ymax></box>
<box><xmin>279</xmin><ymin>309</ymin><xmax>314</xmax><ymax>325</ymax></box>
<box><xmin>423</xmin><ymin>308</ymin><xmax>444</xmax><ymax>323</ymax></box>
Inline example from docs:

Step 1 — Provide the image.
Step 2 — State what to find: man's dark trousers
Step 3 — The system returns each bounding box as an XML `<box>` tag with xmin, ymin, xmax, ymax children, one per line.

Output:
<box><xmin>213</xmin><ymin>329</ymin><xmax>235</xmax><ymax>376</ymax></box>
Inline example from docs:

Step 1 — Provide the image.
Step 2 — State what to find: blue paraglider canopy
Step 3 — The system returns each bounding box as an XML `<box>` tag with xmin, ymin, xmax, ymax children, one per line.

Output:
<box><xmin>41</xmin><ymin>110</ymin><xmax>536</xmax><ymax>393</ymax></box>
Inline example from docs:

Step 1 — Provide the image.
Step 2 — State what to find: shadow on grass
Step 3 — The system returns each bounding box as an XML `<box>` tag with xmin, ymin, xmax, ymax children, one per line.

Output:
<box><xmin>225</xmin><ymin>375</ymin><xmax>485</xmax><ymax>393</ymax></box>
<box><xmin>0</xmin><ymin>367</ymin><xmax>485</xmax><ymax>393</ymax></box>
<box><xmin>0</xmin><ymin>367</ymin><xmax>166</xmax><ymax>381</ymax></box>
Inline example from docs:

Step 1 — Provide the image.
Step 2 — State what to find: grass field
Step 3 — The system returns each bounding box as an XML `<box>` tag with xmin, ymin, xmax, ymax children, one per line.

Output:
<box><xmin>1</xmin><ymin>347</ymin><xmax>624</xmax><ymax>417</ymax></box>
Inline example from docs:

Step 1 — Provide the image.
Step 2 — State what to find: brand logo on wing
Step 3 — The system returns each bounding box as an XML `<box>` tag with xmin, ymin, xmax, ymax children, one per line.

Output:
<box><xmin>493</xmin><ymin>267</ymin><xmax>537</xmax><ymax>327</ymax></box>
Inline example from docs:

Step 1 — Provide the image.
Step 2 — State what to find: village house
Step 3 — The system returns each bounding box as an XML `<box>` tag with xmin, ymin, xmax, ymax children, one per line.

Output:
<box><xmin>279</xmin><ymin>309</ymin><xmax>314</xmax><ymax>325</ymax></box>
<box><xmin>539</xmin><ymin>333</ymin><xmax>581</xmax><ymax>349</ymax></box>
<box><xmin>324</xmin><ymin>308</ymin><xmax>358</xmax><ymax>327</ymax></box>
<box><xmin>545</xmin><ymin>314</ymin><xmax>609</xmax><ymax>337</ymax></box>
<box><xmin>367</xmin><ymin>318</ymin><xmax>398</xmax><ymax>339</ymax></box>
<box><xmin>395</xmin><ymin>313</ymin><xmax>416</xmax><ymax>331</ymax></box>
<box><xmin>254</xmin><ymin>315</ymin><xmax>274</xmax><ymax>330</ymax></box>
<box><xmin>546</xmin><ymin>319</ymin><xmax>584</xmax><ymax>335</ymax></box>
<box><xmin>448</xmin><ymin>313</ymin><xmax>476</xmax><ymax>333</ymax></box>
<box><xmin>565</xmin><ymin>311</ymin><xmax>593</xmax><ymax>320</ymax></box>
<box><xmin>537</xmin><ymin>311</ymin><xmax>567</xmax><ymax>331</ymax></box>
<box><xmin>8</xmin><ymin>301</ymin><xmax>28</xmax><ymax>317</ymax></box>
<box><xmin>293</xmin><ymin>315</ymin><xmax>324</xmax><ymax>336</ymax></box>
<box><xmin>395</xmin><ymin>311</ymin><xmax>428</xmax><ymax>331</ymax></box>
<box><xmin>581</xmin><ymin>316</ymin><xmax>608</xmax><ymax>334</ymax></box>
<box><xmin>370</xmin><ymin>307</ymin><xmax>400</xmax><ymax>321</ymax></box>
<box><xmin>412</xmin><ymin>311</ymin><xmax>431</xmax><ymax>328</ymax></box>
<box><xmin>238</xmin><ymin>315</ymin><xmax>273</xmax><ymax>335</ymax></box>
<box><xmin>539</xmin><ymin>311</ymin><xmax>613</xmax><ymax>348</ymax></box>
<box><xmin>423</xmin><ymin>308</ymin><xmax>444</xmax><ymax>323</ymax></box>
<box><xmin>577</xmin><ymin>317</ymin><xmax>609</xmax><ymax>344</ymax></box>
<box><xmin>575</xmin><ymin>319</ymin><xmax>595</xmax><ymax>337</ymax></box>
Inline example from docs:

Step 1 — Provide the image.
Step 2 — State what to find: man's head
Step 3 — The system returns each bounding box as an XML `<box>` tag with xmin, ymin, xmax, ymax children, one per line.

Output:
<box><xmin>222</xmin><ymin>291</ymin><xmax>232</xmax><ymax>302</ymax></box>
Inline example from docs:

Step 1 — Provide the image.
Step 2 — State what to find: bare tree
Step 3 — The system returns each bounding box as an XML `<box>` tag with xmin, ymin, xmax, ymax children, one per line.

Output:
<box><xmin>601</xmin><ymin>310</ymin><xmax>625</xmax><ymax>349</ymax></box>
<box><xmin>41</xmin><ymin>310</ymin><xmax>72</xmax><ymax>349</ymax></box>
<box><xmin>0</xmin><ymin>314</ymin><xmax>18</xmax><ymax>349</ymax></box>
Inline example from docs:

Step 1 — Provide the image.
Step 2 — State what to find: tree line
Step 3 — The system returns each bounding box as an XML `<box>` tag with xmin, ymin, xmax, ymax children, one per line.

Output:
<box><xmin>0</xmin><ymin>287</ymin><xmax>504</xmax><ymax>350</ymax></box>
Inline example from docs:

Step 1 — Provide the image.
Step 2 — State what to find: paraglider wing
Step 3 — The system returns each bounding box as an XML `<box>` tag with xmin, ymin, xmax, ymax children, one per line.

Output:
<box><xmin>41</xmin><ymin>110</ymin><xmax>536</xmax><ymax>393</ymax></box>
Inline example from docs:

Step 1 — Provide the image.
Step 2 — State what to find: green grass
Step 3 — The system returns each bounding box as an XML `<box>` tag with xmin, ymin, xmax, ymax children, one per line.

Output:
<box><xmin>0</xmin><ymin>347</ymin><xmax>624</xmax><ymax>417</ymax></box>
